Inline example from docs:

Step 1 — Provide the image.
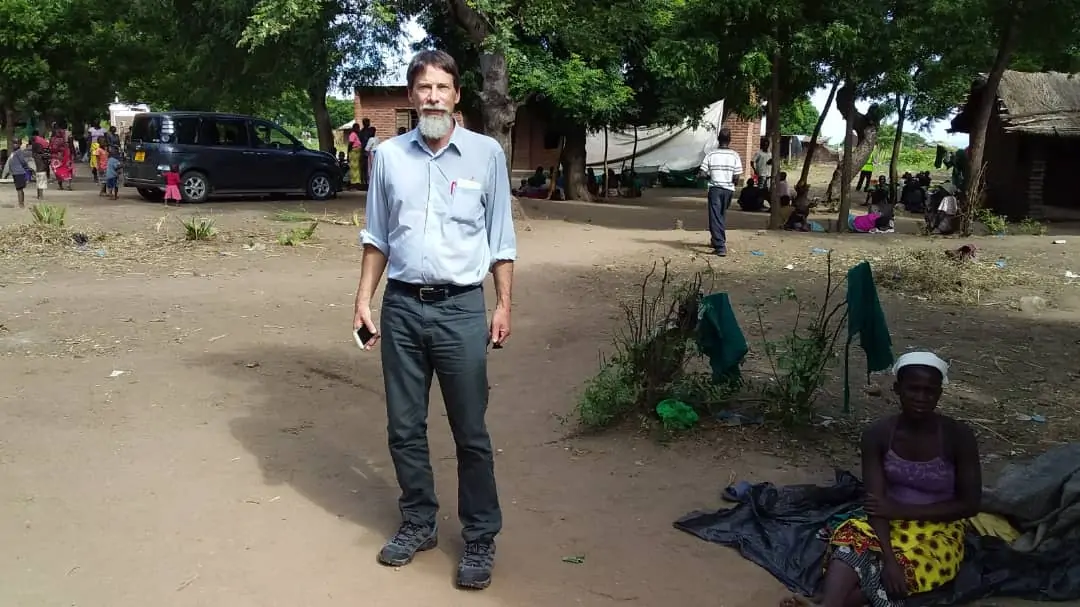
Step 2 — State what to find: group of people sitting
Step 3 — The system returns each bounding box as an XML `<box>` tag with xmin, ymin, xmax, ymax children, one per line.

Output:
<box><xmin>735</xmin><ymin>172</ymin><xmax>812</xmax><ymax>231</ymax></box>
<box><xmin>514</xmin><ymin>165</ymin><xmax>641</xmax><ymax>200</ymax></box>
<box><xmin>862</xmin><ymin>171</ymin><xmax>960</xmax><ymax>236</ymax></box>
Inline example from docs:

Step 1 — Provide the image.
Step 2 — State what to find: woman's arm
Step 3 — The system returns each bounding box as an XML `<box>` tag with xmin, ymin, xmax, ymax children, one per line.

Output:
<box><xmin>862</xmin><ymin>423</ymin><xmax>897</xmax><ymax>551</ymax></box>
<box><xmin>896</xmin><ymin>421</ymin><xmax>981</xmax><ymax>522</ymax></box>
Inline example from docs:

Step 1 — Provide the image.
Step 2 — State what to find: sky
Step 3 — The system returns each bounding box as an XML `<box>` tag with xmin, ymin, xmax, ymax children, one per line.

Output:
<box><xmin>385</xmin><ymin>22</ymin><xmax>969</xmax><ymax>148</ymax></box>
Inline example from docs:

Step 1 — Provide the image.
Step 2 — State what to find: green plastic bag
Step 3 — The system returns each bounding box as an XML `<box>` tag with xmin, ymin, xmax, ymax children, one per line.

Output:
<box><xmin>656</xmin><ymin>399</ymin><xmax>699</xmax><ymax>430</ymax></box>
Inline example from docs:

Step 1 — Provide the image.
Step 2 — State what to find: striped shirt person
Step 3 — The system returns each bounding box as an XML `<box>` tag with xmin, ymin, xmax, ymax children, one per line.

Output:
<box><xmin>698</xmin><ymin>128</ymin><xmax>743</xmax><ymax>256</ymax></box>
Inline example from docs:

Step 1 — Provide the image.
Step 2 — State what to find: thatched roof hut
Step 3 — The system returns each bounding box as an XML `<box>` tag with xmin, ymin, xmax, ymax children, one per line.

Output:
<box><xmin>953</xmin><ymin>71</ymin><xmax>1080</xmax><ymax>136</ymax></box>
<box><xmin>951</xmin><ymin>70</ymin><xmax>1080</xmax><ymax>218</ymax></box>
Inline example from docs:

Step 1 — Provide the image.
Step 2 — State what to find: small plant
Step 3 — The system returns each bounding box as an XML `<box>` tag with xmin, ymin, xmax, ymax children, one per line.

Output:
<box><xmin>273</xmin><ymin>208</ymin><xmax>316</xmax><ymax>223</ymax></box>
<box><xmin>1016</xmin><ymin>217</ymin><xmax>1048</xmax><ymax>236</ymax></box>
<box><xmin>575</xmin><ymin>261</ymin><xmax>728</xmax><ymax>431</ymax></box>
<box><xmin>181</xmin><ymin>215</ymin><xmax>217</xmax><ymax>241</ymax></box>
<box><xmin>278</xmin><ymin>221</ymin><xmax>318</xmax><ymax>246</ymax></box>
<box><xmin>30</xmin><ymin>204</ymin><xmax>67</xmax><ymax>227</ymax></box>
<box><xmin>754</xmin><ymin>255</ymin><xmax>847</xmax><ymax>426</ymax></box>
<box><xmin>975</xmin><ymin>208</ymin><xmax>1008</xmax><ymax>235</ymax></box>
<box><xmin>351</xmin><ymin>210</ymin><xmax>362</xmax><ymax>226</ymax></box>
<box><xmin>577</xmin><ymin>356</ymin><xmax>641</xmax><ymax>429</ymax></box>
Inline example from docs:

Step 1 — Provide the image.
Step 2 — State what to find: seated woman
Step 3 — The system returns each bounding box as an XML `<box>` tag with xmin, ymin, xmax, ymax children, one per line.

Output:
<box><xmin>790</xmin><ymin>352</ymin><xmax>981</xmax><ymax>607</ymax></box>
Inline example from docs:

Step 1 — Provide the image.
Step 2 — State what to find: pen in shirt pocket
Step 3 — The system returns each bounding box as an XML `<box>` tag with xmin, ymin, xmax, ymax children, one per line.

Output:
<box><xmin>450</xmin><ymin>180</ymin><xmax>457</xmax><ymax>195</ymax></box>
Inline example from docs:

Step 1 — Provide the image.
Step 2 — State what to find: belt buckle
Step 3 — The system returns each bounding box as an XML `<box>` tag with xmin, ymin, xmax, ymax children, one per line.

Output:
<box><xmin>418</xmin><ymin>286</ymin><xmax>444</xmax><ymax>303</ymax></box>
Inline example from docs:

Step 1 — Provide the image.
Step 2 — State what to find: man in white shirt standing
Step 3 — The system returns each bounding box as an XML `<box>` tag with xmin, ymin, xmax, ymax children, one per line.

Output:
<box><xmin>698</xmin><ymin>128</ymin><xmax>743</xmax><ymax>256</ymax></box>
<box><xmin>353</xmin><ymin>50</ymin><xmax>516</xmax><ymax>591</ymax></box>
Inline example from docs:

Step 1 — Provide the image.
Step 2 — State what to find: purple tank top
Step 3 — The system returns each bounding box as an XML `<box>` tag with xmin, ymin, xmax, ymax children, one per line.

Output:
<box><xmin>883</xmin><ymin>421</ymin><xmax>956</xmax><ymax>505</ymax></box>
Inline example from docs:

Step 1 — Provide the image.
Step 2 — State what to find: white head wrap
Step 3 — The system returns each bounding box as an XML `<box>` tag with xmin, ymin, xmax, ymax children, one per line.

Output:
<box><xmin>892</xmin><ymin>351</ymin><xmax>949</xmax><ymax>385</ymax></box>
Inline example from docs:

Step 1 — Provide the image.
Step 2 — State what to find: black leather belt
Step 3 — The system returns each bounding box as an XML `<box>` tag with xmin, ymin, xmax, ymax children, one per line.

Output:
<box><xmin>388</xmin><ymin>279</ymin><xmax>480</xmax><ymax>303</ymax></box>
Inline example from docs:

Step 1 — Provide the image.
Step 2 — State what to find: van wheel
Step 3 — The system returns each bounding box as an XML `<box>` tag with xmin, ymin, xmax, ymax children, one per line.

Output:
<box><xmin>181</xmin><ymin>171</ymin><xmax>210</xmax><ymax>203</ymax></box>
<box><xmin>307</xmin><ymin>171</ymin><xmax>334</xmax><ymax>201</ymax></box>
<box><xmin>137</xmin><ymin>187</ymin><xmax>164</xmax><ymax>202</ymax></box>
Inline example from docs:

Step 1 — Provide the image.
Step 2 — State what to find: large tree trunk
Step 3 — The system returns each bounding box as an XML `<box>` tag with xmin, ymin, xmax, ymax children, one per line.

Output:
<box><xmin>824</xmin><ymin>85</ymin><xmax>881</xmax><ymax>201</ymax></box>
<box><xmin>307</xmin><ymin>87</ymin><xmax>335</xmax><ymax>154</ymax></box>
<box><xmin>478</xmin><ymin>52</ymin><xmax>517</xmax><ymax>177</ymax></box>
<box><xmin>445</xmin><ymin>0</ymin><xmax>528</xmax><ymax>220</ymax></box>
<box><xmin>798</xmin><ymin>79</ymin><xmax>838</xmax><ymax>187</ymax></box>
<box><xmin>562</xmin><ymin>123</ymin><xmax>591</xmax><ymax>201</ymax></box>
<box><xmin>837</xmin><ymin>90</ymin><xmax>856</xmax><ymax>232</ymax></box>
<box><xmin>767</xmin><ymin>50</ymin><xmax>784</xmax><ymax>229</ymax></box>
<box><xmin>963</xmin><ymin>2</ymin><xmax>1022</xmax><ymax>234</ymax></box>
<box><xmin>889</xmin><ymin>94</ymin><xmax>908</xmax><ymax>204</ymax></box>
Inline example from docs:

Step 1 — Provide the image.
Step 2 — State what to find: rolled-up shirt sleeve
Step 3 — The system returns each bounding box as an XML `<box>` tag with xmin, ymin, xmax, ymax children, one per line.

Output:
<box><xmin>359</xmin><ymin>150</ymin><xmax>389</xmax><ymax>254</ymax></box>
<box><xmin>485</xmin><ymin>147</ymin><xmax>517</xmax><ymax>263</ymax></box>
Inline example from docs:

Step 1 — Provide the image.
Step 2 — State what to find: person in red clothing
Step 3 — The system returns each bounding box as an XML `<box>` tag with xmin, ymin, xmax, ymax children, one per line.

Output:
<box><xmin>163</xmin><ymin>164</ymin><xmax>182</xmax><ymax>205</ymax></box>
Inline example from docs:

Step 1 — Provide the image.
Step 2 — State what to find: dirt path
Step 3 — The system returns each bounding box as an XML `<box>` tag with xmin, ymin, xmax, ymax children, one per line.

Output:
<box><xmin>1</xmin><ymin>182</ymin><xmax>1076</xmax><ymax>606</ymax></box>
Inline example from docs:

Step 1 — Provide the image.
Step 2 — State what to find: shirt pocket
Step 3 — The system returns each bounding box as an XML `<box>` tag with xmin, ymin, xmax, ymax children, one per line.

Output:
<box><xmin>451</xmin><ymin>179</ymin><xmax>485</xmax><ymax>227</ymax></box>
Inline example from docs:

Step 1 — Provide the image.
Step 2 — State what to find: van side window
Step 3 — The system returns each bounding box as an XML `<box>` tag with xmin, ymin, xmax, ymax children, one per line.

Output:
<box><xmin>252</xmin><ymin>122</ymin><xmax>296</xmax><ymax>149</ymax></box>
<box><xmin>173</xmin><ymin>117</ymin><xmax>199</xmax><ymax>145</ymax></box>
<box><xmin>197</xmin><ymin>118</ymin><xmax>249</xmax><ymax>147</ymax></box>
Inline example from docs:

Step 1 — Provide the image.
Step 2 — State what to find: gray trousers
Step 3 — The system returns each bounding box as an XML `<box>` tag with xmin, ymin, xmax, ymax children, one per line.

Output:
<box><xmin>380</xmin><ymin>281</ymin><xmax>501</xmax><ymax>542</ymax></box>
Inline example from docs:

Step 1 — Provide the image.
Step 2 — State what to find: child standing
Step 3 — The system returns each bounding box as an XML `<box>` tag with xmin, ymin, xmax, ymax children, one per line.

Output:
<box><xmin>105</xmin><ymin>153</ymin><xmax>122</xmax><ymax>200</ymax></box>
<box><xmin>4</xmin><ymin>140</ymin><xmax>32</xmax><ymax>208</ymax></box>
<box><xmin>163</xmin><ymin>164</ymin><xmax>182</xmax><ymax>205</ymax></box>
<box><xmin>31</xmin><ymin>139</ymin><xmax>48</xmax><ymax>200</ymax></box>
<box><xmin>89</xmin><ymin>137</ymin><xmax>101</xmax><ymax>182</ymax></box>
<box><xmin>94</xmin><ymin>139</ymin><xmax>109</xmax><ymax>196</ymax></box>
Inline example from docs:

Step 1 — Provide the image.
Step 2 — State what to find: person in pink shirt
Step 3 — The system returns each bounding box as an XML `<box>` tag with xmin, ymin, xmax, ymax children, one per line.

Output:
<box><xmin>163</xmin><ymin>164</ymin><xmax>182</xmax><ymax>205</ymax></box>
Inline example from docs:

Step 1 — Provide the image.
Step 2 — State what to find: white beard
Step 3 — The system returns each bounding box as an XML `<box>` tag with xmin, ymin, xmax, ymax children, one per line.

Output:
<box><xmin>417</xmin><ymin>111</ymin><xmax>454</xmax><ymax>140</ymax></box>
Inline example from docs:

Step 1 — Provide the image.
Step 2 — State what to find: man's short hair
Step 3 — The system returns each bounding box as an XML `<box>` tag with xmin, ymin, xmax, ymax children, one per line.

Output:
<box><xmin>407</xmin><ymin>50</ymin><xmax>460</xmax><ymax>90</ymax></box>
<box><xmin>717</xmin><ymin>128</ymin><xmax>732</xmax><ymax>147</ymax></box>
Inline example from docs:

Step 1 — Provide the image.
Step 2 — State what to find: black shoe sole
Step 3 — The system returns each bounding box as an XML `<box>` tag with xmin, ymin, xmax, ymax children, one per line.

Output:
<box><xmin>376</xmin><ymin>536</ymin><xmax>438</xmax><ymax>567</ymax></box>
<box><xmin>456</xmin><ymin>575</ymin><xmax>492</xmax><ymax>590</ymax></box>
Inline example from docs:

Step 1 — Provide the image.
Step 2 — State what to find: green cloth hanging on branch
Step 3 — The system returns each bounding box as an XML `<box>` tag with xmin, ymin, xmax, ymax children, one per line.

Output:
<box><xmin>697</xmin><ymin>292</ymin><xmax>748</xmax><ymax>383</ymax></box>
<box><xmin>844</xmin><ymin>262</ymin><xmax>894</xmax><ymax>412</ymax></box>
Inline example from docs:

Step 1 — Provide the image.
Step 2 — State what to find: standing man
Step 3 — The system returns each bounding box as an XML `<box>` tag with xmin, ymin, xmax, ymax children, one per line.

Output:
<box><xmin>353</xmin><ymin>49</ymin><xmax>516</xmax><ymax>591</ymax></box>
<box><xmin>698</xmin><ymin>128</ymin><xmax>743</xmax><ymax>257</ymax></box>
<box><xmin>857</xmin><ymin>146</ymin><xmax>878</xmax><ymax>191</ymax></box>
<box><xmin>357</xmin><ymin>117</ymin><xmax>375</xmax><ymax>189</ymax></box>
<box><xmin>751</xmin><ymin>138</ymin><xmax>771</xmax><ymax>190</ymax></box>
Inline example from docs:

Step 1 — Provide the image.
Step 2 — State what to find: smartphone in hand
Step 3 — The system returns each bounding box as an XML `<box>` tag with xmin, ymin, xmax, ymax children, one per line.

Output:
<box><xmin>354</xmin><ymin>326</ymin><xmax>375</xmax><ymax>349</ymax></box>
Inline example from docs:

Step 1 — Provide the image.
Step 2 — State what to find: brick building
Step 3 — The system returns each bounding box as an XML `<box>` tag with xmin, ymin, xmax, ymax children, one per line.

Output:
<box><xmin>353</xmin><ymin>86</ymin><xmax>761</xmax><ymax>173</ymax></box>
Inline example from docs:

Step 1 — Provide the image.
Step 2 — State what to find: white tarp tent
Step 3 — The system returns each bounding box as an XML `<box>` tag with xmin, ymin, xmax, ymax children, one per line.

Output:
<box><xmin>585</xmin><ymin>100</ymin><xmax>725</xmax><ymax>173</ymax></box>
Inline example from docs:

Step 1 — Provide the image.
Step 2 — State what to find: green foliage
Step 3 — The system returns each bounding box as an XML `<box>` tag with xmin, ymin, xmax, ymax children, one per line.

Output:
<box><xmin>181</xmin><ymin>216</ymin><xmax>217</xmax><ymax>241</ymax></box>
<box><xmin>574</xmin><ymin>262</ymin><xmax>732</xmax><ymax>431</ymax></box>
<box><xmin>779</xmin><ymin>95</ymin><xmax>819</xmax><ymax>135</ymax></box>
<box><xmin>29</xmin><ymin>204</ymin><xmax>66</xmax><ymax>228</ymax></box>
<box><xmin>1016</xmin><ymin>217</ymin><xmax>1048</xmax><ymax>236</ymax></box>
<box><xmin>577</xmin><ymin>355</ymin><xmax>642</xmax><ymax>429</ymax></box>
<box><xmin>753</xmin><ymin>260</ymin><xmax>846</xmax><ymax>427</ymax></box>
<box><xmin>273</xmin><ymin>209</ymin><xmax>317</xmax><ymax>222</ymax></box>
<box><xmin>277</xmin><ymin>222</ymin><xmax>318</xmax><ymax>245</ymax></box>
<box><xmin>975</xmin><ymin>208</ymin><xmax>1008</xmax><ymax>235</ymax></box>
<box><xmin>877</xmin><ymin>124</ymin><xmax>930</xmax><ymax>149</ymax></box>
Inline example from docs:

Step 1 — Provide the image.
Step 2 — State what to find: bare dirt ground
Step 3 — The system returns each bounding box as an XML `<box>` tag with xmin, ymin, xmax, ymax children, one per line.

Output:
<box><xmin>2</xmin><ymin>172</ymin><xmax>1078</xmax><ymax>606</ymax></box>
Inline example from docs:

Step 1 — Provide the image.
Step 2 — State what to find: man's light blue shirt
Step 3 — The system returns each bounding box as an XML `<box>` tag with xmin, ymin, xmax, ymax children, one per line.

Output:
<box><xmin>360</xmin><ymin>125</ymin><xmax>517</xmax><ymax>287</ymax></box>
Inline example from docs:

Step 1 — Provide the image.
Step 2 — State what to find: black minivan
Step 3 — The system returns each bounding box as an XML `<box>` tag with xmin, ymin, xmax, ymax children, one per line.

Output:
<box><xmin>124</xmin><ymin>112</ymin><xmax>340</xmax><ymax>203</ymax></box>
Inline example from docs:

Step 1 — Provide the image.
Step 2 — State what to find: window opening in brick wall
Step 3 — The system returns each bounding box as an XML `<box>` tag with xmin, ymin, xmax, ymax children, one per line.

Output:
<box><xmin>394</xmin><ymin>109</ymin><xmax>419</xmax><ymax>133</ymax></box>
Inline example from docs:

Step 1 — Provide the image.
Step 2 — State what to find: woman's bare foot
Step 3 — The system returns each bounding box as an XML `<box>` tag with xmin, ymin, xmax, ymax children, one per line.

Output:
<box><xmin>780</xmin><ymin>595</ymin><xmax>813</xmax><ymax>607</ymax></box>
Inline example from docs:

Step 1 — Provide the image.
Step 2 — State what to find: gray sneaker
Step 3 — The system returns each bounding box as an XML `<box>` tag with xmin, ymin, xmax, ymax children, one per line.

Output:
<box><xmin>376</xmin><ymin>522</ymin><xmax>438</xmax><ymax>567</ymax></box>
<box><xmin>456</xmin><ymin>541</ymin><xmax>495</xmax><ymax>590</ymax></box>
